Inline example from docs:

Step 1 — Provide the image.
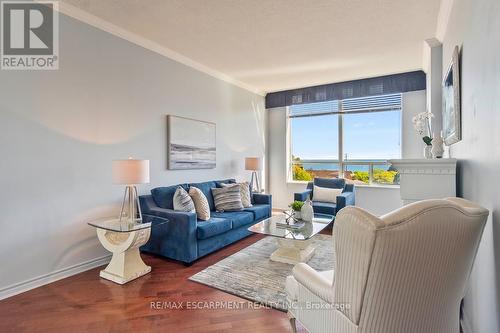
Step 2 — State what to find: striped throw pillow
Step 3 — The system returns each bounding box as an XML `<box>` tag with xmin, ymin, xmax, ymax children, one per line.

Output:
<box><xmin>189</xmin><ymin>186</ymin><xmax>211</xmax><ymax>221</ymax></box>
<box><xmin>222</xmin><ymin>182</ymin><xmax>252</xmax><ymax>208</ymax></box>
<box><xmin>211</xmin><ymin>184</ymin><xmax>244</xmax><ymax>212</ymax></box>
<box><xmin>173</xmin><ymin>186</ymin><xmax>195</xmax><ymax>213</ymax></box>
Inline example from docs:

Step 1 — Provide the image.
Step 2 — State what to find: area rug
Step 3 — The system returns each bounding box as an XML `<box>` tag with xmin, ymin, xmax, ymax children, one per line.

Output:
<box><xmin>189</xmin><ymin>234</ymin><xmax>335</xmax><ymax>311</ymax></box>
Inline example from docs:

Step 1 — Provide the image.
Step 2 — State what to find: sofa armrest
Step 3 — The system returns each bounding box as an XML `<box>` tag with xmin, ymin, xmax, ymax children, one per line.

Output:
<box><xmin>292</xmin><ymin>263</ymin><xmax>333</xmax><ymax>303</ymax></box>
<box><xmin>140</xmin><ymin>195</ymin><xmax>198</xmax><ymax>263</ymax></box>
<box><xmin>147</xmin><ymin>206</ymin><xmax>197</xmax><ymax>222</ymax></box>
<box><xmin>294</xmin><ymin>189</ymin><xmax>313</xmax><ymax>202</ymax></box>
<box><xmin>140</xmin><ymin>194</ymin><xmax>196</xmax><ymax>219</ymax></box>
<box><xmin>253</xmin><ymin>193</ymin><xmax>272</xmax><ymax>205</ymax></box>
<box><xmin>343</xmin><ymin>184</ymin><xmax>355</xmax><ymax>193</ymax></box>
<box><xmin>336</xmin><ymin>191</ymin><xmax>355</xmax><ymax>212</ymax></box>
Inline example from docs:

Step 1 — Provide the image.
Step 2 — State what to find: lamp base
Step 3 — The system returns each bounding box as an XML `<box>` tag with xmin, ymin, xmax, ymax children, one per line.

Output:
<box><xmin>250</xmin><ymin>171</ymin><xmax>261</xmax><ymax>193</ymax></box>
<box><xmin>119</xmin><ymin>185</ymin><xmax>143</xmax><ymax>223</ymax></box>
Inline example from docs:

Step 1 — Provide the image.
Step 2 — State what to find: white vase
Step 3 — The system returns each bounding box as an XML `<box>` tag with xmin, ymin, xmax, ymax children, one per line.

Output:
<box><xmin>293</xmin><ymin>210</ymin><xmax>301</xmax><ymax>220</ymax></box>
<box><xmin>424</xmin><ymin>145</ymin><xmax>432</xmax><ymax>159</ymax></box>
<box><xmin>301</xmin><ymin>198</ymin><xmax>314</xmax><ymax>222</ymax></box>
<box><xmin>431</xmin><ymin>132</ymin><xmax>444</xmax><ymax>158</ymax></box>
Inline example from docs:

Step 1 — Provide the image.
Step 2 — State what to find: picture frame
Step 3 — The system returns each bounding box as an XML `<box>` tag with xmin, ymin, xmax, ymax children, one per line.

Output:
<box><xmin>167</xmin><ymin>115</ymin><xmax>216</xmax><ymax>170</ymax></box>
<box><xmin>442</xmin><ymin>45</ymin><xmax>461</xmax><ymax>145</ymax></box>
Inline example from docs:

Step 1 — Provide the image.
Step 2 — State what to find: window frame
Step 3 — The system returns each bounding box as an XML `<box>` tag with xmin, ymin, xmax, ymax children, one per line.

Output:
<box><xmin>287</xmin><ymin>94</ymin><xmax>402</xmax><ymax>186</ymax></box>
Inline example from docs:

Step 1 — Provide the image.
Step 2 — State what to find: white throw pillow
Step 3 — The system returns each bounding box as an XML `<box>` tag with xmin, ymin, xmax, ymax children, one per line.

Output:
<box><xmin>173</xmin><ymin>186</ymin><xmax>195</xmax><ymax>213</ymax></box>
<box><xmin>188</xmin><ymin>186</ymin><xmax>211</xmax><ymax>221</ymax></box>
<box><xmin>313</xmin><ymin>185</ymin><xmax>343</xmax><ymax>204</ymax></box>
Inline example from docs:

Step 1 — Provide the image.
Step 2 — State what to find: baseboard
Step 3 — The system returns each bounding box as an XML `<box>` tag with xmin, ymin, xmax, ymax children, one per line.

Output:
<box><xmin>461</xmin><ymin>312</ymin><xmax>473</xmax><ymax>333</ymax></box>
<box><xmin>0</xmin><ymin>254</ymin><xmax>111</xmax><ymax>301</ymax></box>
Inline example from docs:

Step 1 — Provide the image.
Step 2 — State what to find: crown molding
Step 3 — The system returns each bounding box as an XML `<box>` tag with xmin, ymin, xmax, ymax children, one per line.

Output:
<box><xmin>436</xmin><ymin>0</ymin><xmax>455</xmax><ymax>42</ymax></box>
<box><xmin>41</xmin><ymin>2</ymin><xmax>266</xmax><ymax>96</ymax></box>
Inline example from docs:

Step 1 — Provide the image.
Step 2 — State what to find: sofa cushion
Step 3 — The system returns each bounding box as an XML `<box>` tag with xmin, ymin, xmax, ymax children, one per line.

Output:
<box><xmin>312</xmin><ymin>201</ymin><xmax>337</xmax><ymax>215</ymax></box>
<box><xmin>212</xmin><ymin>185</ymin><xmax>244</xmax><ymax>212</ymax></box>
<box><xmin>215</xmin><ymin>178</ymin><xmax>236</xmax><ymax>187</ymax></box>
<box><xmin>196</xmin><ymin>217</ymin><xmax>232</xmax><ymax>240</ymax></box>
<box><xmin>173</xmin><ymin>186</ymin><xmax>195</xmax><ymax>212</ymax></box>
<box><xmin>212</xmin><ymin>211</ymin><xmax>254</xmax><ymax>229</ymax></box>
<box><xmin>244</xmin><ymin>204</ymin><xmax>269</xmax><ymax>221</ymax></box>
<box><xmin>189</xmin><ymin>181</ymin><xmax>217</xmax><ymax>211</ymax></box>
<box><xmin>151</xmin><ymin>184</ymin><xmax>188</xmax><ymax>209</ymax></box>
<box><xmin>189</xmin><ymin>186</ymin><xmax>211</xmax><ymax>221</ymax></box>
<box><xmin>222</xmin><ymin>182</ymin><xmax>252</xmax><ymax>208</ymax></box>
<box><xmin>313</xmin><ymin>185</ymin><xmax>343</xmax><ymax>204</ymax></box>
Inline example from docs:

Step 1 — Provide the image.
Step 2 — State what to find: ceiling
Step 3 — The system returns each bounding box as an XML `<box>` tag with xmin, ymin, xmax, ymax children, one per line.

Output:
<box><xmin>59</xmin><ymin>0</ymin><xmax>441</xmax><ymax>94</ymax></box>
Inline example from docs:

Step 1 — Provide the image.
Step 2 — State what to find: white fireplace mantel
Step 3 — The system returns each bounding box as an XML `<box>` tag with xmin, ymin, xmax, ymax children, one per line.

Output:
<box><xmin>388</xmin><ymin>158</ymin><xmax>457</xmax><ymax>205</ymax></box>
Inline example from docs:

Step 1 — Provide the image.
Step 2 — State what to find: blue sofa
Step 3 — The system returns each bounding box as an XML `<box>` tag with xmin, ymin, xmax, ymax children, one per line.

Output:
<box><xmin>139</xmin><ymin>179</ymin><xmax>272</xmax><ymax>264</ymax></box>
<box><xmin>294</xmin><ymin>177</ymin><xmax>355</xmax><ymax>216</ymax></box>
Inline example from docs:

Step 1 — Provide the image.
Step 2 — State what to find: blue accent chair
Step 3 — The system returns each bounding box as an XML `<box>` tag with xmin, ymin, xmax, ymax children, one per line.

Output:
<box><xmin>139</xmin><ymin>179</ymin><xmax>272</xmax><ymax>264</ymax></box>
<box><xmin>294</xmin><ymin>177</ymin><xmax>355</xmax><ymax>216</ymax></box>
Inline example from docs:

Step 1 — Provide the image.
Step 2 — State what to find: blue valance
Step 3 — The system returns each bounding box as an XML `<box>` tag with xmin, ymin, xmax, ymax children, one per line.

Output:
<box><xmin>265</xmin><ymin>70</ymin><xmax>425</xmax><ymax>109</ymax></box>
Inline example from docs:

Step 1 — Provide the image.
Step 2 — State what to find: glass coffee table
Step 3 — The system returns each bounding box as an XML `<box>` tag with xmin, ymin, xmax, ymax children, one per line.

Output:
<box><xmin>88</xmin><ymin>217</ymin><xmax>166</xmax><ymax>284</ymax></box>
<box><xmin>248</xmin><ymin>213</ymin><xmax>334</xmax><ymax>264</ymax></box>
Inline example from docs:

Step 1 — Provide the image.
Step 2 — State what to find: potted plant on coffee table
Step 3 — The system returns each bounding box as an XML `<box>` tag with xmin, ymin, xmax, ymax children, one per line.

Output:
<box><xmin>289</xmin><ymin>201</ymin><xmax>304</xmax><ymax>219</ymax></box>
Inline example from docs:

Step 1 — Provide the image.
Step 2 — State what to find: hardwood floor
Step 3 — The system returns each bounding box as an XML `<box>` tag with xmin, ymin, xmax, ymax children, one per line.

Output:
<box><xmin>0</xmin><ymin>231</ymin><xmax>326</xmax><ymax>333</ymax></box>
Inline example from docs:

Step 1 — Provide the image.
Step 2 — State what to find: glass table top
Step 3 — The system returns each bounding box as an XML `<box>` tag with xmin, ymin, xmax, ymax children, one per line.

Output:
<box><xmin>87</xmin><ymin>217</ymin><xmax>166</xmax><ymax>233</ymax></box>
<box><xmin>248</xmin><ymin>213</ymin><xmax>334</xmax><ymax>240</ymax></box>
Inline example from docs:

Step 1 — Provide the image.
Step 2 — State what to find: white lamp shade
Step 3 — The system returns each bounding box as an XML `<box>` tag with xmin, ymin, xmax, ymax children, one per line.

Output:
<box><xmin>245</xmin><ymin>157</ymin><xmax>262</xmax><ymax>171</ymax></box>
<box><xmin>112</xmin><ymin>159</ymin><xmax>150</xmax><ymax>185</ymax></box>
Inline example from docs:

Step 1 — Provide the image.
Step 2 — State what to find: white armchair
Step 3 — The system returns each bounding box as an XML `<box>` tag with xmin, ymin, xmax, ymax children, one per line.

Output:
<box><xmin>286</xmin><ymin>198</ymin><xmax>488</xmax><ymax>333</ymax></box>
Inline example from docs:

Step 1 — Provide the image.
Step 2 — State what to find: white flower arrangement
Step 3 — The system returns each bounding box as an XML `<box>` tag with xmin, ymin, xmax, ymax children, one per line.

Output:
<box><xmin>412</xmin><ymin>111</ymin><xmax>434</xmax><ymax>145</ymax></box>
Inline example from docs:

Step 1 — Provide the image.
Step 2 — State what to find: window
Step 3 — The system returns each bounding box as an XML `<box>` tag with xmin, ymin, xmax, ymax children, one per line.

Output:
<box><xmin>289</xmin><ymin>94</ymin><xmax>401</xmax><ymax>185</ymax></box>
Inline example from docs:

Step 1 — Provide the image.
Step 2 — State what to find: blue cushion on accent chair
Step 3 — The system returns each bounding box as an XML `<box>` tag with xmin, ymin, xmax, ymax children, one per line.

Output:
<box><xmin>212</xmin><ymin>211</ymin><xmax>254</xmax><ymax>229</ymax></box>
<box><xmin>312</xmin><ymin>201</ymin><xmax>337</xmax><ymax>216</ymax></box>
<box><xmin>151</xmin><ymin>184</ymin><xmax>188</xmax><ymax>209</ymax></box>
<box><xmin>294</xmin><ymin>178</ymin><xmax>355</xmax><ymax>218</ymax></box>
<box><xmin>188</xmin><ymin>181</ymin><xmax>217</xmax><ymax>211</ymax></box>
<box><xmin>196</xmin><ymin>217</ymin><xmax>232</xmax><ymax>240</ymax></box>
<box><xmin>244</xmin><ymin>204</ymin><xmax>270</xmax><ymax>221</ymax></box>
<box><xmin>309</xmin><ymin>177</ymin><xmax>346</xmax><ymax>192</ymax></box>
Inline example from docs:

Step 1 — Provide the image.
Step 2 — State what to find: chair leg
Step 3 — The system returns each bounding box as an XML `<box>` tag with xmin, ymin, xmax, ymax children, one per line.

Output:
<box><xmin>288</xmin><ymin>312</ymin><xmax>297</xmax><ymax>333</ymax></box>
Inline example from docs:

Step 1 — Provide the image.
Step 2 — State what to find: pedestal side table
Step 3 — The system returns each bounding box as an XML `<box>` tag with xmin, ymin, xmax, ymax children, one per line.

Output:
<box><xmin>88</xmin><ymin>218</ymin><xmax>165</xmax><ymax>284</ymax></box>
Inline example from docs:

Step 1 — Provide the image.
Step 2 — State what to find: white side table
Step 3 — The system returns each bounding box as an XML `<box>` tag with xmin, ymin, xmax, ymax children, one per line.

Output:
<box><xmin>88</xmin><ymin>218</ymin><xmax>164</xmax><ymax>284</ymax></box>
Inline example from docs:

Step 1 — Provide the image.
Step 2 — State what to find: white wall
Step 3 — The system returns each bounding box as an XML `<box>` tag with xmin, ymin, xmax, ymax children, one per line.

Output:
<box><xmin>402</xmin><ymin>90</ymin><xmax>428</xmax><ymax>158</ymax></box>
<box><xmin>440</xmin><ymin>0</ymin><xmax>500</xmax><ymax>332</ymax></box>
<box><xmin>267</xmin><ymin>90</ymin><xmax>425</xmax><ymax>215</ymax></box>
<box><xmin>0</xmin><ymin>14</ymin><xmax>265</xmax><ymax>298</ymax></box>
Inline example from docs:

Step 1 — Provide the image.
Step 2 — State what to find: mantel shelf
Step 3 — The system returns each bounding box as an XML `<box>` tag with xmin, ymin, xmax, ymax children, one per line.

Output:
<box><xmin>388</xmin><ymin>158</ymin><xmax>457</xmax><ymax>166</ymax></box>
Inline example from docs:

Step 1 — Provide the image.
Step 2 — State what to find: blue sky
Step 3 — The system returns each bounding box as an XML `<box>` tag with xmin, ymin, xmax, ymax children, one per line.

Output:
<box><xmin>291</xmin><ymin>110</ymin><xmax>401</xmax><ymax>160</ymax></box>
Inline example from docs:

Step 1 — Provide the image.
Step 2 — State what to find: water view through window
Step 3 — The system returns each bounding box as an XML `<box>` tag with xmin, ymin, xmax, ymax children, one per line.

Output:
<box><xmin>290</xmin><ymin>95</ymin><xmax>401</xmax><ymax>185</ymax></box>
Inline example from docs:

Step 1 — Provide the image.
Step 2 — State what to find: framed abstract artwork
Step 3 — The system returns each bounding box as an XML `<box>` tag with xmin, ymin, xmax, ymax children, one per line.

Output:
<box><xmin>167</xmin><ymin>115</ymin><xmax>216</xmax><ymax>169</ymax></box>
<box><xmin>442</xmin><ymin>45</ymin><xmax>461</xmax><ymax>145</ymax></box>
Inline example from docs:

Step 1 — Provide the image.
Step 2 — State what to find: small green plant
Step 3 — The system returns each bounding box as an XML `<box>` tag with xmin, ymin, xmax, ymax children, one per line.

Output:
<box><xmin>423</xmin><ymin>135</ymin><xmax>433</xmax><ymax>146</ymax></box>
<box><xmin>289</xmin><ymin>200</ymin><xmax>304</xmax><ymax>211</ymax></box>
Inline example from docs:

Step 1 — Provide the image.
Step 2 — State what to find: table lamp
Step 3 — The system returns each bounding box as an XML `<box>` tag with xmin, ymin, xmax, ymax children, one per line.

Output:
<box><xmin>245</xmin><ymin>157</ymin><xmax>262</xmax><ymax>192</ymax></box>
<box><xmin>112</xmin><ymin>158</ymin><xmax>150</xmax><ymax>223</ymax></box>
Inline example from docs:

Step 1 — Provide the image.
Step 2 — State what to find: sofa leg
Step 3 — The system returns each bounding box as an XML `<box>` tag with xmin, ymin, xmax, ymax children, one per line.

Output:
<box><xmin>288</xmin><ymin>312</ymin><xmax>297</xmax><ymax>333</ymax></box>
